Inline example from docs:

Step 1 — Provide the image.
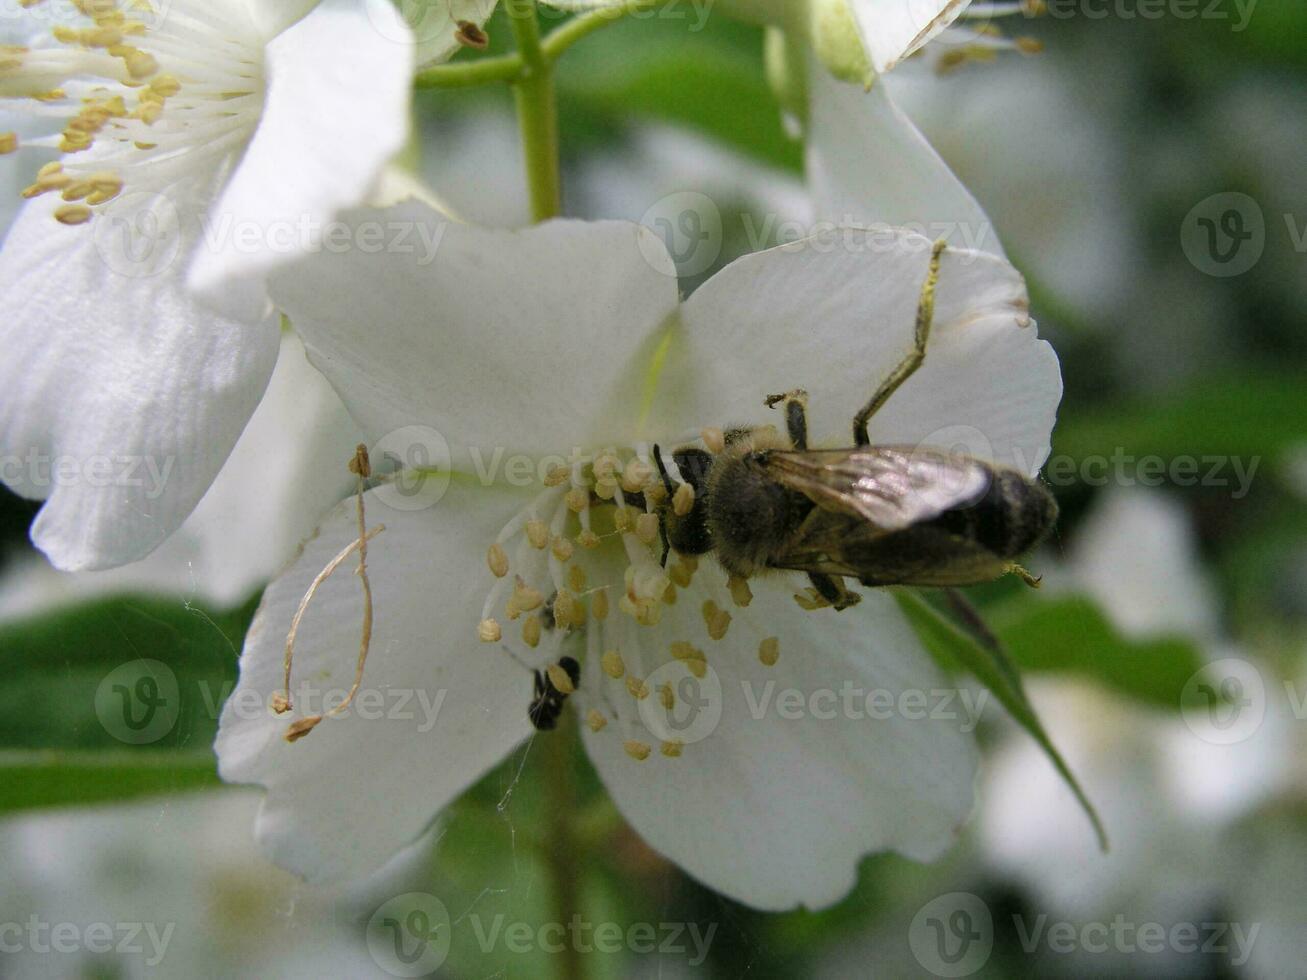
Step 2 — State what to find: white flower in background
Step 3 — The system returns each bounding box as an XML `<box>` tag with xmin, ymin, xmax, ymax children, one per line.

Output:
<box><xmin>878</xmin><ymin>51</ymin><xmax>1137</xmax><ymax>319</ymax></box>
<box><xmin>982</xmin><ymin>489</ymin><xmax>1292</xmax><ymax>927</ymax></box>
<box><xmin>217</xmin><ymin>203</ymin><xmax>1061</xmax><ymax>910</ymax></box>
<box><xmin>801</xmin><ymin>1</ymin><xmax>1051</xmax><ymax>260</ymax></box>
<box><xmin>0</xmin><ymin>791</ymin><xmax>424</xmax><ymax>978</ymax></box>
<box><xmin>0</xmin><ymin>0</ymin><xmax>413</xmax><ymax>571</ymax></box>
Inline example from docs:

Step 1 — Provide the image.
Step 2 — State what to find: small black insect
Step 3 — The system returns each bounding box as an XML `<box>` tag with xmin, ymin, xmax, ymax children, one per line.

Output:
<box><xmin>528</xmin><ymin>656</ymin><xmax>580</xmax><ymax>731</ymax></box>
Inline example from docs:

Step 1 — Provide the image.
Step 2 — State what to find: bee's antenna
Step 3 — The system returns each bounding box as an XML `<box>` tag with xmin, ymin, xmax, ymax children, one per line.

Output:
<box><xmin>651</xmin><ymin>443</ymin><xmax>676</xmax><ymax>497</ymax></box>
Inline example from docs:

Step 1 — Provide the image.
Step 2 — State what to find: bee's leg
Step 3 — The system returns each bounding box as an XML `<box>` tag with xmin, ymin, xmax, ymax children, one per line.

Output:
<box><xmin>764</xmin><ymin>389</ymin><xmax>810</xmax><ymax>450</ymax></box>
<box><xmin>659</xmin><ymin>520</ymin><xmax>671</xmax><ymax>569</ymax></box>
<box><xmin>651</xmin><ymin>444</ymin><xmax>676</xmax><ymax>496</ymax></box>
<box><xmin>853</xmin><ymin>239</ymin><xmax>947</xmax><ymax>446</ymax></box>
<box><xmin>1007</xmin><ymin>563</ymin><xmax>1042</xmax><ymax>588</ymax></box>
<box><xmin>808</xmin><ymin>572</ymin><xmax>862</xmax><ymax>611</ymax></box>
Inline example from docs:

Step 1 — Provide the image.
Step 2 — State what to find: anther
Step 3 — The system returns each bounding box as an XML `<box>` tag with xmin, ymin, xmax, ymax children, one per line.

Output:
<box><xmin>586</xmin><ymin>709</ymin><xmax>607</xmax><ymax>732</ymax></box>
<box><xmin>621</xmin><ymin>460</ymin><xmax>652</xmax><ymax>493</ymax></box>
<box><xmin>602</xmin><ymin>650</ymin><xmax>625</xmax><ymax>678</ymax></box>
<box><xmin>624</xmin><ymin>740</ymin><xmax>652</xmax><ymax>761</ymax></box>
<box><xmin>522</xmin><ymin>615</ymin><xmax>541</xmax><ymax>648</ymax></box>
<box><xmin>54</xmin><ymin>204</ymin><xmax>92</xmax><ymax>225</ymax></box>
<box><xmin>285</xmin><ymin>715</ymin><xmax>324</xmax><ymax>742</ymax></box>
<box><xmin>727</xmin><ymin>575</ymin><xmax>753</xmax><ymax>607</ymax></box>
<box><xmin>526</xmin><ymin>519</ymin><xmax>549</xmax><ymax>549</ymax></box>
<box><xmin>625</xmin><ymin>675</ymin><xmax>649</xmax><ymax>700</ymax></box>
<box><xmin>592</xmin><ymin>589</ymin><xmax>610</xmax><ymax>621</ymax></box>
<box><xmin>635</xmin><ymin>512</ymin><xmax>659</xmax><ymax>545</ymax></box>
<box><xmin>550</xmin><ymin>535</ymin><xmax>574</xmax><ymax>562</ymax></box>
<box><xmin>0</xmin><ymin>133</ymin><xmax>16</xmax><ymax>154</ymax></box>
<box><xmin>544</xmin><ymin>464</ymin><xmax>570</xmax><ymax>486</ymax></box>
<box><xmin>554</xmin><ymin>588</ymin><xmax>583</xmax><ymax>628</ymax></box>
<box><xmin>487</xmin><ymin>542</ymin><xmax>509</xmax><ymax>578</ymax></box>
<box><xmin>565</xmin><ymin>487</ymin><xmax>589</xmax><ymax>513</ymax></box>
<box><xmin>794</xmin><ymin>588</ymin><xmax>831</xmax><ymax>611</ymax></box>
<box><xmin>658</xmin><ymin>682</ymin><xmax>674</xmax><ymax>710</ymax></box>
<box><xmin>702</xmin><ymin>600</ymin><xmax>731</xmax><ymax>640</ymax></box>
<box><xmin>568</xmin><ymin>564</ymin><xmax>586</xmax><ymax>593</ymax></box>
<box><xmin>673</xmin><ymin>482</ymin><xmax>695</xmax><ymax>517</ymax></box>
<box><xmin>478</xmin><ymin>618</ymin><xmax>502</xmax><ymax>643</ymax></box>
<box><xmin>510</xmin><ymin>578</ymin><xmax>544</xmax><ymax>616</ymax></box>
<box><xmin>576</xmin><ymin>530</ymin><xmax>601</xmax><ymax>550</ymax></box>
<box><xmin>759</xmin><ymin>637</ymin><xmax>780</xmax><ymax>666</ymax></box>
<box><xmin>660</xmin><ymin>740</ymin><xmax>683</xmax><ymax>758</ymax></box>
<box><xmin>546</xmin><ymin>662</ymin><xmax>576</xmax><ymax>695</ymax></box>
<box><xmin>612</xmin><ymin>505</ymin><xmax>631</xmax><ymax>533</ymax></box>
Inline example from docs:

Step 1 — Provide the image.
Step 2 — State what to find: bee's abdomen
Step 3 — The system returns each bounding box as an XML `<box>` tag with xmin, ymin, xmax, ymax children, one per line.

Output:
<box><xmin>931</xmin><ymin>468</ymin><xmax>1058</xmax><ymax>558</ymax></box>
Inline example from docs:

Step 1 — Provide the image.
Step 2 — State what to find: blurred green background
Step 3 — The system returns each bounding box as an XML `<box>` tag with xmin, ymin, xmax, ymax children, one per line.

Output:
<box><xmin>1</xmin><ymin>2</ymin><xmax>1305</xmax><ymax>977</ymax></box>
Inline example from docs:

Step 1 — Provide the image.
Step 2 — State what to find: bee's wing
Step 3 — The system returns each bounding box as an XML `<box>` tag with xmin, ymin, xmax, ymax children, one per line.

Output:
<box><xmin>758</xmin><ymin>446</ymin><xmax>993</xmax><ymax>532</ymax></box>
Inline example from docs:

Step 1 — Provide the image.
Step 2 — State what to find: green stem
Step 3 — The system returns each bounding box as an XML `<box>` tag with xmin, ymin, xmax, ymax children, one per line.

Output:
<box><xmin>544</xmin><ymin>714</ymin><xmax>586</xmax><ymax>980</ymax></box>
<box><xmin>539</xmin><ymin>0</ymin><xmax>661</xmax><ymax>60</ymax></box>
<box><xmin>414</xmin><ymin>52</ymin><xmax>524</xmax><ymax>89</ymax></box>
<box><xmin>414</xmin><ymin>0</ymin><xmax>660</xmax><ymax>91</ymax></box>
<box><xmin>508</xmin><ymin>0</ymin><xmax>562</xmax><ymax>222</ymax></box>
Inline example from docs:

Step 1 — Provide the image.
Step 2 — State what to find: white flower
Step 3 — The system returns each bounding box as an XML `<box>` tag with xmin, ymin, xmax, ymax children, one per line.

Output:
<box><xmin>216</xmin><ymin>203</ymin><xmax>1061</xmax><ymax>910</ymax></box>
<box><xmin>0</xmin><ymin>332</ymin><xmax>363</xmax><ymax>616</ymax></box>
<box><xmin>0</xmin><ymin>0</ymin><xmax>413</xmax><ymax>570</ymax></box>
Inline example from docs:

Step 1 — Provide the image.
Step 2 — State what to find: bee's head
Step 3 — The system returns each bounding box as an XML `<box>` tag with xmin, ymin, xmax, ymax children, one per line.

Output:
<box><xmin>654</xmin><ymin>445</ymin><xmax>715</xmax><ymax>557</ymax></box>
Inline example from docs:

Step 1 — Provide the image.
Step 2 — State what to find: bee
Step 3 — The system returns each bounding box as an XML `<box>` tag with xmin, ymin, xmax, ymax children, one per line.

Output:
<box><xmin>528</xmin><ymin>656</ymin><xmax>580</xmax><ymax>731</ymax></box>
<box><xmin>652</xmin><ymin>241</ymin><xmax>1057</xmax><ymax>610</ymax></box>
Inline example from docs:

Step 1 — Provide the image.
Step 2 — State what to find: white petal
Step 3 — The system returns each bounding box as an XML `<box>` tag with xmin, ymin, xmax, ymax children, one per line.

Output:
<box><xmin>0</xmin><ymin>194</ymin><xmax>278</xmax><ymax>570</ymax></box>
<box><xmin>850</xmin><ymin>0</ymin><xmax>971</xmax><ymax>73</ymax></box>
<box><xmin>0</xmin><ymin>334</ymin><xmax>361</xmax><ymax>611</ymax></box>
<box><xmin>240</xmin><ymin>0</ymin><xmax>323</xmax><ymax>38</ymax></box>
<box><xmin>267</xmin><ymin>203</ymin><xmax>681</xmax><ymax>465</ymax></box>
<box><xmin>216</xmin><ymin>481</ymin><xmax>536</xmax><ymax>882</ymax></box>
<box><xmin>187</xmin><ymin>0</ymin><xmax>415</xmax><ymax>321</ymax></box>
<box><xmin>654</xmin><ymin>226</ymin><xmax>1060</xmax><ymax>474</ymax></box>
<box><xmin>583</xmin><ymin>568</ymin><xmax>978</xmax><ymax>911</ymax></box>
<box><xmin>807</xmin><ymin>65</ymin><xmax>1003</xmax><ymax>258</ymax></box>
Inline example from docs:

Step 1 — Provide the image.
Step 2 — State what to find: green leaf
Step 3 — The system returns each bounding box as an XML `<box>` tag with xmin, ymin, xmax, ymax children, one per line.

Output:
<box><xmin>988</xmin><ymin>595</ymin><xmax>1205</xmax><ymax>709</ymax></box>
<box><xmin>0</xmin><ymin>750</ymin><xmax>219</xmax><ymax>814</ymax></box>
<box><xmin>895</xmin><ymin>590</ymin><xmax>1109</xmax><ymax>851</ymax></box>
<box><xmin>0</xmin><ymin>594</ymin><xmax>254</xmax><ymax>751</ymax></box>
<box><xmin>1053</xmin><ymin>371</ymin><xmax>1307</xmax><ymax>473</ymax></box>
<box><xmin>555</xmin><ymin>17</ymin><xmax>801</xmax><ymax>172</ymax></box>
<box><xmin>0</xmin><ymin>593</ymin><xmax>256</xmax><ymax>811</ymax></box>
